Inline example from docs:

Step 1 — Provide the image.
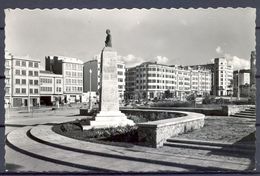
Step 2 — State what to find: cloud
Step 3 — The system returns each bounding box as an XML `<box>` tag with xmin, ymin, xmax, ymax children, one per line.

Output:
<box><xmin>119</xmin><ymin>54</ymin><xmax>146</xmax><ymax>67</ymax></box>
<box><xmin>224</xmin><ymin>54</ymin><xmax>250</xmax><ymax>70</ymax></box>
<box><xmin>214</xmin><ymin>46</ymin><xmax>250</xmax><ymax>70</ymax></box>
<box><xmin>153</xmin><ymin>55</ymin><xmax>169</xmax><ymax>64</ymax></box>
<box><xmin>216</xmin><ymin>46</ymin><xmax>223</xmax><ymax>54</ymax></box>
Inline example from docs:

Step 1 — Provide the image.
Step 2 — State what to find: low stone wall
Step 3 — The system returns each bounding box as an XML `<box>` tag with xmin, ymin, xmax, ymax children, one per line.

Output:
<box><xmin>221</xmin><ymin>105</ymin><xmax>255</xmax><ymax>116</ymax></box>
<box><xmin>136</xmin><ymin>111</ymin><xmax>205</xmax><ymax>148</ymax></box>
<box><xmin>121</xmin><ymin>108</ymin><xmax>185</xmax><ymax>122</ymax></box>
<box><xmin>134</xmin><ymin>107</ymin><xmax>224</xmax><ymax>116</ymax></box>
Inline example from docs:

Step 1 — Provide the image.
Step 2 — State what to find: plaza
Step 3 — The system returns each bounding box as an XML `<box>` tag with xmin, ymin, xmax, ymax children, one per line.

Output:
<box><xmin>5</xmin><ymin>105</ymin><xmax>255</xmax><ymax>172</ymax></box>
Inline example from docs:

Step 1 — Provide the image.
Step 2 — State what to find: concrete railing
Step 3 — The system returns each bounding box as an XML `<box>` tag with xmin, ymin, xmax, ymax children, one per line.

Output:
<box><xmin>136</xmin><ymin>110</ymin><xmax>205</xmax><ymax>148</ymax></box>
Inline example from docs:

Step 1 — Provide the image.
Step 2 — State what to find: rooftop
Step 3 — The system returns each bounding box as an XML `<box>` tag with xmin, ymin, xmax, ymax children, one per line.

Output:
<box><xmin>48</xmin><ymin>55</ymin><xmax>84</xmax><ymax>64</ymax></box>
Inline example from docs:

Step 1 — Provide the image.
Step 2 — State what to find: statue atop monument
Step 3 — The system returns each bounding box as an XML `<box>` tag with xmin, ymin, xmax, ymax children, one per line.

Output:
<box><xmin>105</xmin><ymin>29</ymin><xmax>112</xmax><ymax>47</ymax></box>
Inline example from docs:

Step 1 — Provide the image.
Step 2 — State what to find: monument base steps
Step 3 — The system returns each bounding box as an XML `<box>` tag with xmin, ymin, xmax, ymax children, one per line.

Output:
<box><xmin>82</xmin><ymin>111</ymin><xmax>134</xmax><ymax>130</ymax></box>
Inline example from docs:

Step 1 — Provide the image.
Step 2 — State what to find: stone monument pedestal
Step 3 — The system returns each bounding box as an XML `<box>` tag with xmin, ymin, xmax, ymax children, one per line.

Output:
<box><xmin>83</xmin><ymin>47</ymin><xmax>134</xmax><ymax>130</ymax></box>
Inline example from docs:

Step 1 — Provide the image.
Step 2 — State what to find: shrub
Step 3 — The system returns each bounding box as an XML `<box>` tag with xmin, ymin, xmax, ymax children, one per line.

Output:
<box><xmin>151</xmin><ymin>101</ymin><xmax>192</xmax><ymax>107</ymax></box>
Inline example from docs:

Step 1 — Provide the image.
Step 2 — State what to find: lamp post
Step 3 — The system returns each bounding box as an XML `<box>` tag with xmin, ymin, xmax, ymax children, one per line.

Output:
<box><xmin>237</xmin><ymin>70</ymin><xmax>240</xmax><ymax>101</ymax></box>
<box><xmin>89</xmin><ymin>69</ymin><xmax>92</xmax><ymax>110</ymax></box>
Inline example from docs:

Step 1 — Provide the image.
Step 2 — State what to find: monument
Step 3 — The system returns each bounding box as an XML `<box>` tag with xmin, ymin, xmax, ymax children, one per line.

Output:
<box><xmin>83</xmin><ymin>30</ymin><xmax>134</xmax><ymax>129</ymax></box>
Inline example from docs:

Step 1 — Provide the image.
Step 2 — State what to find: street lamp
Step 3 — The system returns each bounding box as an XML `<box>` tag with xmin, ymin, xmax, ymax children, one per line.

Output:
<box><xmin>237</xmin><ymin>70</ymin><xmax>240</xmax><ymax>101</ymax></box>
<box><xmin>89</xmin><ymin>69</ymin><xmax>92</xmax><ymax>111</ymax></box>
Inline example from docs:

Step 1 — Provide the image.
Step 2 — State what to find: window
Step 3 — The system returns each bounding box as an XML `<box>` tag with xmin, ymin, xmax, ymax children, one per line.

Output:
<box><xmin>34</xmin><ymin>80</ymin><xmax>38</xmax><ymax>85</ymax></box>
<box><xmin>15</xmin><ymin>60</ymin><xmax>20</xmax><ymax>66</ymax></box>
<box><xmin>72</xmin><ymin>72</ymin><xmax>76</xmax><ymax>77</ymax></box>
<box><xmin>29</xmin><ymin>71</ymin><xmax>33</xmax><ymax>76</ymax></box>
<box><xmin>34</xmin><ymin>71</ymin><xmax>38</xmax><ymax>76</ymax></box>
<box><xmin>15</xmin><ymin>88</ymin><xmax>20</xmax><ymax>94</ymax></box>
<box><xmin>118</xmin><ymin>78</ymin><xmax>123</xmax><ymax>82</ymax></box>
<box><xmin>21</xmin><ymin>70</ymin><xmax>26</xmax><ymax>76</ymax></box>
<box><xmin>29</xmin><ymin>62</ymin><xmax>33</xmax><ymax>67</ymax></box>
<box><xmin>30</xmin><ymin>89</ymin><xmax>33</xmax><ymax>94</ymax></box>
<box><xmin>59</xmin><ymin>87</ymin><xmax>61</xmax><ymax>92</ymax></box>
<box><xmin>117</xmin><ymin>64</ymin><xmax>123</xmax><ymax>69</ymax></box>
<box><xmin>15</xmin><ymin>70</ymin><xmax>20</xmax><ymax>75</ymax></box>
<box><xmin>29</xmin><ymin>80</ymin><xmax>33</xmax><ymax>85</ymax></box>
<box><xmin>66</xmin><ymin>64</ymin><xmax>71</xmax><ymax>70</ymax></box>
<box><xmin>21</xmin><ymin>88</ymin><xmax>26</xmax><ymax>94</ymax></box>
<box><xmin>72</xmin><ymin>64</ymin><xmax>76</xmax><ymax>70</ymax></box>
<box><xmin>22</xmin><ymin>61</ymin><xmax>26</xmax><ymax>67</ymax></box>
<box><xmin>22</xmin><ymin>79</ymin><xmax>26</xmax><ymax>85</ymax></box>
<box><xmin>118</xmin><ymin>71</ymin><xmax>123</xmax><ymax>75</ymax></box>
<box><xmin>5</xmin><ymin>60</ymin><xmax>10</xmax><ymax>67</ymax></box>
<box><xmin>118</xmin><ymin>85</ymin><xmax>123</xmax><ymax>89</ymax></box>
<box><xmin>56</xmin><ymin>79</ymin><xmax>61</xmax><ymax>84</ymax></box>
<box><xmin>15</xmin><ymin>79</ymin><xmax>20</xmax><ymax>84</ymax></box>
<box><xmin>66</xmin><ymin>71</ymin><xmax>71</xmax><ymax>77</ymax></box>
<box><xmin>34</xmin><ymin>89</ymin><xmax>38</xmax><ymax>94</ymax></box>
<box><xmin>34</xmin><ymin>62</ymin><xmax>38</xmax><ymax>68</ymax></box>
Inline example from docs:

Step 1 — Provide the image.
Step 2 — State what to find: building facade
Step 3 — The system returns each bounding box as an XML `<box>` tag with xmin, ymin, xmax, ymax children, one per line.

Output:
<box><xmin>45</xmin><ymin>56</ymin><xmax>83</xmax><ymax>103</ymax></box>
<box><xmin>39</xmin><ymin>70</ymin><xmax>63</xmax><ymax>105</ymax></box>
<box><xmin>125</xmin><ymin>62</ymin><xmax>212</xmax><ymax>100</ymax></box>
<box><xmin>213</xmin><ymin>58</ymin><xmax>233</xmax><ymax>96</ymax></box>
<box><xmin>233</xmin><ymin>69</ymin><xmax>250</xmax><ymax>97</ymax></box>
<box><xmin>250</xmin><ymin>51</ymin><xmax>256</xmax><ymax>87</ymax></box>
<box><xmin>83</xmin><ymin>54</ymin><xmax>126</xmax><ymax>100</ymax></box>
<box><xmin>190</xmin><ymin>57</ymin><xmax>233</xmax><ymax>96</ymax></box>
<box><xmin>11</xmin><ymin>55</ymin><xmax>41</xmax><ymax>107</ymax></box>
<box><xmin>4</xmin><ymin>52</ymin><xmax>12</xmax><ymax>107</ymax></box>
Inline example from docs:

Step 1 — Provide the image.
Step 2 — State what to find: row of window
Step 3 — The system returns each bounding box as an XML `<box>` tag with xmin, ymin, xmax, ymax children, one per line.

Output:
<box><xmin>40</xmin><ymin>78</ymin><xmax>62</xmax><ymax>84</ymax></box>
<box><xmin>65</xmin><ymin>63</ymin><xmax>83</xmax><ymax>71</ymax></box>
<box><xmin>15</xmin><ymin>88</ymin><xmax>39</xmax><ymax>94</ymax></box>
<box><xmin>65</xmin><ymin>79</ymin><xmax>83</xmax><ymax>85</ymax></box>
<box><xmin>65</xmin><ymin>71</ymin><xmax>83</xmax><ymax>77</ymax></box>
<box><xmin>15</xmin><ymin>79</ymin><xmax>39</xmax><ymax>85</ymax></box>
<box><xmin>15</xmin><ymin>69</ymin><xmax>39</xmax><ymax>76</ymax></box>
<box><xmin>65</xmin><ymin>86</ymin><xmax>83</xmax><ymax>92</ymax></box>
<box><xmin>15</xmin><ymin>60</ymin><xmax>39</xmax><ymax>68</ymax></box>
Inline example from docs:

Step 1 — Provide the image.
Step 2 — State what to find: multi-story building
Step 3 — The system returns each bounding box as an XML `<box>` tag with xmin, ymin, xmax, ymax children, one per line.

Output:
<box><xmin>39</xmin><ymin>70</ymin><xmax>63</xmax><ymax>105</ymax></box>
<box><xmin>4</xmin><ymin>52</ymin><xmax>12</xmax><ymax>107</ymax></box>
<box><xmin>45</xmin><ymin>56</ymin><xmax>83</xmax><ymax>103</ymax></box>
<box><xmin>250</xmin><ymin>51</ymin><xmax>256</xmax><ymax>87</ymax></box>
<box><xmin>213</xmin><ymin>58</ymin><xmax>233</xmax><ymax>96</ymax></box>
<box><xmin>125</xmin><ymin>62</ymin><xmax>212</xmax><ymax>100</ymax></box>
<box><xmin>190</xmin><ymin>57</ymin><xmax>233</xmax><ymax>96</ymax></box>
<box><xmin>83</xmin><ymin>54</ymin><xmax>126</xmax><ymax>100</ymax></box>
<box><xmin>11</xmin><ymin>55</ymin><xmax>41</xmax><ymax>107</ymax></box>
<box><xmin>233</xmin><ymin>69</ymin><xmax>250</xmax><ymax>97</ymax></box>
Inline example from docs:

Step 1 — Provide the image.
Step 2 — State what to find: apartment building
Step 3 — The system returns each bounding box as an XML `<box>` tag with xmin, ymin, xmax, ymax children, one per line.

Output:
<box><xmin>125</xmin><ymin>62</ymin><xmax>211</xmax><ymax>100</ymax></box>
<box><xmin>4</xmin><ymin>52</ymin><xmax>12</xmax><ymax>107</ymax></box>
<box><xmin>45</xmin><ymin>56</ymin><xmax>83</xmax><ymax>103</ymax></box>
<box><xmin>213</xmin><ymin>58</ymin><xmax>233</xmax><ymax>96</ymax></box>
<box><xmin>83</xmin><ymin>54</ymin><xmax>126</xmax><ymax>100</ymax></box>
<box><xmin>11</xmin><ymin>55</ymin><xmax>41</xmax><ymax>107</ymax></box>
<box><xmin>190</xmin><ymin>57</ymin><xmax>233</xmax><ymax>96</ymax></box>
<box><xmin>39</xmin><ymin>70</ymin><xmax>63</xmax><ymax>105</ymax></box>
<box><xmin>250</xmin><ymin>51</ymin><xmax>256</xmax><ymax>87</ymax></box>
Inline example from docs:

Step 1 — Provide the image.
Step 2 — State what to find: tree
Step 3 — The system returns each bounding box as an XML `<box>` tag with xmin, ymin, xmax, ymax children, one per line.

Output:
<box><xmin>164</xmin><ymin>89</ymin><xmax>171</xmax><ymax>99</ymax></box>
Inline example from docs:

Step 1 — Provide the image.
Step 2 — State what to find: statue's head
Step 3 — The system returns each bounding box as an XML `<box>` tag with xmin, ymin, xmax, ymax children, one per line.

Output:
<box><xmin>106</xmin><ymin>29</ymin><xmax>110</xmax><ymax>35</ymax></box>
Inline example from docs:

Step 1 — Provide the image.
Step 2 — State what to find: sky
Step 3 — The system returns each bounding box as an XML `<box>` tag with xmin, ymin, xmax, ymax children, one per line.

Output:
<box><xmin>5</xmin><ymin>8</ymin><xmax>256</xmax><ymax>70</ymax></box>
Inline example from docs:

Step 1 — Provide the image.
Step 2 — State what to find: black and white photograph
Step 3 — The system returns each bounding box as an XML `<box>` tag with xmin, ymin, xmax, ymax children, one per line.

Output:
<box><xmin>4</xmin><ymin>8</ymin><xmax>256</xmax><ymax>172</ymax></box>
